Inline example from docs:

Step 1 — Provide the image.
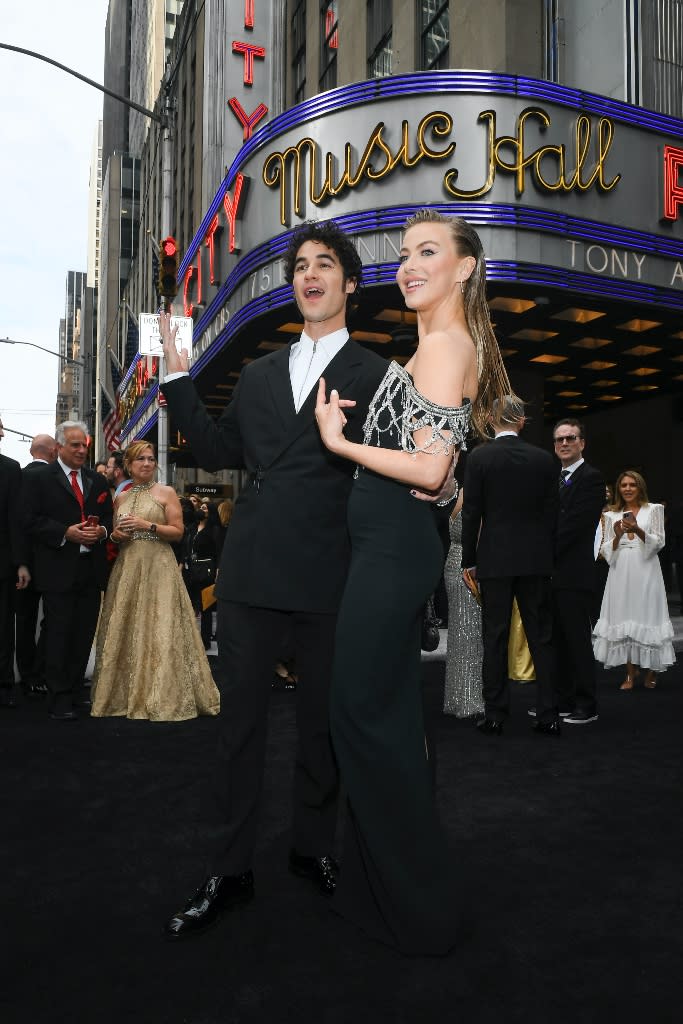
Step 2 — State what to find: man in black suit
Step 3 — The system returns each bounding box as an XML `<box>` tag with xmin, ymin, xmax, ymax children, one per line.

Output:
<box><xmin>22</xmin><ymin>421</ymin><xmax>113</xmax><ymax>720</ymax></box>
<box><xmin>0</xmin><ymin>415</ymin><xmax>31</xmax><ymax>709</ymax></box>
<box><xmin>158</xmin><ymin>221</ymin><xmax>409</xmax><ymax>938</ymax></box>
<box><xmin>461</xmin><ymin>396</ymin><xmax>560</xmax><ymax>735</ymax></box>
<box><xmin>15</xmin><ymin>433</ymin><xmax>57</xmax><ymax>698</ymax></box>
<box><xmin>550</xmin><ymin>418</ymin><xmax>605</xmax><ymax>725</ymax></box>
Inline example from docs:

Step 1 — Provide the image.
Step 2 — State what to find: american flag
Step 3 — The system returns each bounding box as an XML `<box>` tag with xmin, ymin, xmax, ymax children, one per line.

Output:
<box><xmin>102</xmin><ymin>390</ymin><xmax>122</xmax><ymax>451</ymax></box>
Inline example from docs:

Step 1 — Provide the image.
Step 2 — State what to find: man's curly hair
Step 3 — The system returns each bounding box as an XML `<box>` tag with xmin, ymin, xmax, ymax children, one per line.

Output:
<box><xmin>283</xmin><ymin>220</ymin><xmax>363</xmax><ymax>294</ymax></box>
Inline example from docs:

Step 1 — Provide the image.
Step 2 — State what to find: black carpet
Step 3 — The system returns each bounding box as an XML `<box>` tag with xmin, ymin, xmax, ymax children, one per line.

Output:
<box><xmin>3</xmin><ymin>658</ymin><xmax>681</xmax><ymax>1024</ymax></box>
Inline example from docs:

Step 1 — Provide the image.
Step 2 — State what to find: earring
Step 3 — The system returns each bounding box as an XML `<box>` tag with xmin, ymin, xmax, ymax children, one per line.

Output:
<box><xmin>459</xmin><ymin>280</ymin><xmax>465</xmax><ymax>296</ymax></box>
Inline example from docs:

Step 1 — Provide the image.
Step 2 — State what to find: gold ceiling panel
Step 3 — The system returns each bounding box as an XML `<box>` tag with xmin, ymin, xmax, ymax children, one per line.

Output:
<box><xmin>623</xmin><ymin>344</ymin><xmax>661</xmax><ymax>356</ymax></box>
<box><xmin>552</xmin><ymin>308</ymin><xmax>605</xmax><ymax>323</ymax></box>
<box><xmin>556</xmin><ymin>390</ymin><xmax>582</xmax><ymax>397</ymax></box>
<box><xmin>633</xmin><ymin>385</ymin><xmax>659</xmax><ymax>391</ymax></box>
<box><xmin>375</xmin><ymin>309</ymin><xmax>418</xmax><ymax>323</ymax></box>
<box><xmin>566</xmin><ymin>403</ymin><xmax>588</xmax><ymax>409</ymax></box>
<box><xmin>499</xmin><ymin>348</ymin><xmax>518</xmax><ymax>357</ymax></box>
<box><xmin>257</xmin><ymin>341</ymin><xmax>287</xmax><ymax>351</ymax></box>
<box><xmin>596</xmin><ymin>395</ymin><xmax>622</xmax><ymax>402</ymax></box>
<box><xmin>530</xmin><ymin>354</ymin><xmax>568</xmax><ymax>364</ymax></box>
<box><xmin>488</xmin><ymin>297</ymin><xmax>536</xmax><ymax>313</ymax></box>
<box><xmin>617</xmin><ymin>318</ymin><xmax>661</xmax><ymax>332</ymax></box>
<box><xmin>582</xmin><ymin>360</ymin><xmax>617</xmax><ymax>370</ymax></box>
<box><xmin>511</xmin><ymin>329</ymin><xmax>559</xmax><ymax>342</ymax></box>
<box><xmin>547</xmin><ymin>374</ymin><xmax>576</xmax><ymax>382</ymax></box>
<box><xmin>629</xmin><ymin>367</ymin><xmax>659</xmax><ymax>376</ymax></box>
<box><xmin>351</xmin><ymin>330</ymin><xmax>393</xmax><ymax>344</ymax></box>
<box><xmin>590</xmin><ymin>379</ymin><xmax>618</xmax><ymax>387</ymax></box>
<box><xmin>570</xmin><ymin>337</ymin><xmax>612</xmax><ymax>349</ymax></box>
<box><xmin>278</xmin><ymin>322</ymin><xmax>304</xmax><ymax>333</ymax></box>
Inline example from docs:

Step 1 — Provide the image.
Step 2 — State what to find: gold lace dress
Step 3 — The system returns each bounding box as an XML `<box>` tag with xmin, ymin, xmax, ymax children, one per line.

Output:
<box><xmin>90</xmin><ymin>485</ymin><xmax>220</xmax><ymax>721</ymax></box>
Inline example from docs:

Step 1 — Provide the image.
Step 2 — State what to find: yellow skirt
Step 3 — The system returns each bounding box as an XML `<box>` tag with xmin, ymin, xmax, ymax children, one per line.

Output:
<box><xmin>508</xmin><ymin>598</ymin><xmax>535</xmax><ymax>681</ymax></box>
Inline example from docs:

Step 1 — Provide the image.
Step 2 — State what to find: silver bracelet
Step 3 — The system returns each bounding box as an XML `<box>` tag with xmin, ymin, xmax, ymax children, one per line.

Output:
<box><xmin>435</xmin><ymin>479</ymin><xmax>459</xmax><ymax>507</ymax></box>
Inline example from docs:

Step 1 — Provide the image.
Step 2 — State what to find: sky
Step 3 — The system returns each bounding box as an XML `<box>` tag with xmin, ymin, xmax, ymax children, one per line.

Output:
<box><xmin>0</xmin><ymin>1</ymin><xmax>110</xmax><ymax>465</ymax></box>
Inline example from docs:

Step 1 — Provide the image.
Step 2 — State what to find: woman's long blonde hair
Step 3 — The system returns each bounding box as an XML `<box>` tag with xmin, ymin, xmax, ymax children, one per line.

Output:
<box><xmin>403</xmin><ymin>210</ymin><xmax>515</xmax><ymax>438</ymax></box>
<box><xmin>611</xmin><ymin>470</ymin><xmax>649</xmax><ymax>510</ymax></box>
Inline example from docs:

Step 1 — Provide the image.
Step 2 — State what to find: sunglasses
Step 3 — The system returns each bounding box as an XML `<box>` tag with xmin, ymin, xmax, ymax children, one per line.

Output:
<box><xmin>554</xmin><ymin>434</ymin><xmax>580</xmax><ymax>444</ymax></box>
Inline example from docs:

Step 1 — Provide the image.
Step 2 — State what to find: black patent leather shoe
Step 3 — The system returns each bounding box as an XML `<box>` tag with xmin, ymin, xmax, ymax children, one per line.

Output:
<box><xmin>533</xmin><ymin>719</ymin><xmax>561</xmax><ymax>736</ymax></box>
<box><xmin>288</xmin><ymin>850</ymin><xmax>338</xmax><ymax>896</ymax></box>
<box><xmin>164</xmin><ymin>872</ymin><xmax>254</xmax><ymax>939</ymax></box>
<box><xmin>476</xmin><ymin>717</ymin><xmax>504</xmax><ymax>736</ymax></box>
<box><xmin>49</xmin><ymin>710</ymin><xmax>78</xmax><ymax>721</ymax></box>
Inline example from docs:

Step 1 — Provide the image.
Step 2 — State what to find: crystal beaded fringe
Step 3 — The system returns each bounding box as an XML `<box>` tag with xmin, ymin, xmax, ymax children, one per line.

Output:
<box><xmin>356</xmin><ymin>362</ymin><xmax>471</xmax><ymax>476</ymax></box>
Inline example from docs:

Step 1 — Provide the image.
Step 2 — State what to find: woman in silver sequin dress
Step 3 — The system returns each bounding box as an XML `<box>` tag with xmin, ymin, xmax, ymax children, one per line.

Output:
<box><xmin>444</xmin><ymin>478</ymin><xmax>485</xmax><ymax>718</ymax></box>
<box><xmin>315</xmin><ymin>212</ymin><xmax>513</xmax><ymax>955</ymax></box>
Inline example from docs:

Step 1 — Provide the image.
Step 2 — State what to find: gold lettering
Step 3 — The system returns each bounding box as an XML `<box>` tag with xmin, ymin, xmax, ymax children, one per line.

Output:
<box><xmin>444</xmin><ymin>111</ymin><xmax>496</xmax><ymax>199</ymax></box>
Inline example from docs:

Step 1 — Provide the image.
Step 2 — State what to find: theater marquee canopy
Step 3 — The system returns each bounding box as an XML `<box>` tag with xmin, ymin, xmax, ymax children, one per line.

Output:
<box><xmin>120</xmin><ymin>71</ymin><xmax>683</xmax><ymax>443</ymax></box>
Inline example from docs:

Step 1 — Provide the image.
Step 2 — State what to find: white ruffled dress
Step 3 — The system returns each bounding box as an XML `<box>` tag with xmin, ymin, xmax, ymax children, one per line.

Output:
<box><xmin>592</xmin><ymin>504</ymin><xmax>675</xmax><ymax>672</ymax></box>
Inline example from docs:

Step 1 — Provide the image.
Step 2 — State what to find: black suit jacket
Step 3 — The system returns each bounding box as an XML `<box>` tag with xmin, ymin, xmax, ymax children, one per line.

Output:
<box><xmin>22</xmin><ymin>462</ymin><xmax>113</xmax><ymax>592</ymax></box>
<box><xmin>552</xmin><ymin>460</ymin><xmax>605</xmax><ymax>592</ymax></box>
<box><xmin>162</xmin><ymin>340</ymin><xmax>387</xmax><ymax>613</ymax></box>
<box><xmin>461</xmin><ymin>435</ymin><xmax>558</xmax><ymax>579</ymax></box>
<box><xmin>0</xmin><ymin>452</ymin><xmax>27</xmax><ymax>580</ymax></box>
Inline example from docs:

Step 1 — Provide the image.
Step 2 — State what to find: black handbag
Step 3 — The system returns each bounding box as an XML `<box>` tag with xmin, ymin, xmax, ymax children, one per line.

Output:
<box><xmin>421</xmin><ymin>596</ymin><xmax>441</xmax><ymax>652</ymax></box>
<box><xmin>189</xmin><ymin>557</ymin><xmax>215</xmax><ymax>586</ymax></box>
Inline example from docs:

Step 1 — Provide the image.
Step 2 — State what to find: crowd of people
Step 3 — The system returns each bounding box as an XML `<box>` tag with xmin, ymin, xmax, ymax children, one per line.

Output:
<box><xmin>0</xmin><ymin>212</ymin><xmax>680</xmax><ymax>958</ymax></box>
<box><xmin>0</xmin><ymin>421</ymin><xmax>226</xmax><ymax>721</ymax></box>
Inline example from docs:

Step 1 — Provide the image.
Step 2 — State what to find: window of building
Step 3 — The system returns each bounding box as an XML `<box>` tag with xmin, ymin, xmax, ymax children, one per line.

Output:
<box><xmin>367</xmin><ymin>0</ymin><xmax>392</xmax><ymax>79</ymax></box>
<box><xmin>292</xmin><ymin>0</ymin><xmax>307</xmax><ymax>103</ymax></box>
<box><xmin>320</xmin><ymin>1</ymin><xmax>338</xmax><ymax>92</ymax></box>
<box><xmin>420</xmin><ymin>1</ymin><xmax>449</xmax><ymax>70</ymax></box>
<box><xmin>543</xmin><ymin>0</ymin><xmax>560</xmax><ymax>83</ymax></box>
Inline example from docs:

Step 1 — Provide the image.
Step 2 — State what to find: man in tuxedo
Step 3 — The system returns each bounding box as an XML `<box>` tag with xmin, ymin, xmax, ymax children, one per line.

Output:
<box><xmin>0</xmin><ymin>415</ymin><xmax>31</xmax><ymax>709</ymax></box>
<box><xmin>158</xmin><ymin>221</ymin><xmax>413</xmax><ymax>938</ymax></box>
<box><xmin>550</xmin><ymin>418</ymin><xmax>605</xmax><ymax>725</ymax></box>
<box><xmin>22</xmin><ymin>421</ymin><xmax>113</xmax><ymax>720</ymax></box>
<box><xmin>15</xmin><ymin>433</ymin><xmax>57</xmax><ymax>699</ymax></box>
<box><xmin>461</xmin><ymin>396</ymin><xmax>560</xmax><ymax>735</ymax></box>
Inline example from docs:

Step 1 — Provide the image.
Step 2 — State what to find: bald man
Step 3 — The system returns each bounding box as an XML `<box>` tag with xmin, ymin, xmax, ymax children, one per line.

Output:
<box><xmin>15</xmin><ymin>434</ymin><xmax>57</xmax><ymax>698</ymax></box>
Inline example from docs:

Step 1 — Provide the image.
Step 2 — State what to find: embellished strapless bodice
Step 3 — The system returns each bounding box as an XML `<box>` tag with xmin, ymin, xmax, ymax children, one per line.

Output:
<box><xmin>359</xmin><ymin>361</ymin><xmax>471</xmax><ymax>462</ymax></box>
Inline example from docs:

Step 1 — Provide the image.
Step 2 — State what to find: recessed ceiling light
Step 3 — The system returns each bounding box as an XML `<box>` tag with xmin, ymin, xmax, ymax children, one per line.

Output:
<box><xmin>488</xmin><ymin>297</ymin><xmax>536</xmax><ymax>313</ymax></box>
<box><xmin>511</xmin><ymin>329</ymin><xmax>559</xmax><ymax>342</ymax></box>
<box><xmin>351</xmin><ymin>331</ymin><xmax>392</xmax><ymax>343</ymax></box>
<box><xmin>570</xmin><ymin>337</ymin><xmax>612</xmax><ymax>349</ymax></box>
<box><xmin>633</xmin><ymin>385</ymin><xmax>659</xmax><ymax>391</ymax></box>
<box><xmin>530</xmin><ymin>354</ymin><xmax>568</xmax><ymax>364</ymax></box>
<box><xmin>623</xmin><ymin>345</ymin><xmax>661</xmax><ymax>356</ymax></box>
<box><xmin>556</xmin><ymin>390</ymin><xmax>582</xmax><ymax>397</ymax></box>
<box><xmin>590</xmin><ymin>379</ymin><xmax>619</xmax><ymax>387</ymax></box>
<box><xmin>566</xmin><ymin>403</ymin><xmax>588</xmax><ymax>409</ymax></box>
<box><xmin>617</xmin><ymin>319</ymin><xmax>661</xmax><ymax>332</ymax></box>
<box><xmin>582</xmin><ymin>360</ymin><xmax>617</xmax><ymax>370</ymax></box>
<box><xmin>596</xmin><ymin>395</ymin><xmax>622</xmax><ymax>401</ymax></box>
<box><xmin>547</xmin><ymin>374</ymin><xmax>576</xmax><ymax>382</ymax></box>
<box><xmin>552</xmin><ymin>308</ymin><xmax>605</xmax><ymax>323</ymax></box>
<box><xmin>376</xmin><ymin>309</ymin><xmax>417</xmax><ymax>324</ymax></box>
<box><xmin>629</xmin><ymin>367</ymin><xmax>659</xmax><ymax>376</ymax></box>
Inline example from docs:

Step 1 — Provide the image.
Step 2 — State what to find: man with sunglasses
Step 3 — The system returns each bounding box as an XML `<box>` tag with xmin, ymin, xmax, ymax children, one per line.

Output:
<box><xmin>546</xmin><ymin>419</ymin><xmax>605</xmax><ymax>725</ymax></box>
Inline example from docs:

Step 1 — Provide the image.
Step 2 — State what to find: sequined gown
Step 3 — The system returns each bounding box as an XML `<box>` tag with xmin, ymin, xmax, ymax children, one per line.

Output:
<box><xmin>444</xmin><ymin>511</ymin><xmax>484</xmax><ymax>717</ymax></box>
<box><xmin>330</xmin><ymin>361</ymin><xmax>470</xmax><ymax>955</ymax></box>
<box><xmin>91</xmin><ymin>486</ymin><xmax>220</xmax><ymax>721</ymax></box>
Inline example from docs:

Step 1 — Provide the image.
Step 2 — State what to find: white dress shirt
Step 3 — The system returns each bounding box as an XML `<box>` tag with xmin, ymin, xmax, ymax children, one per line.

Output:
<box><xmin>289</xmin><ymin>328</ymin><xmax>349</xmax><ymax>411</ymax></box>
<box><xmin>560</xmin><ymin>457</ymin><xmax>584</xmax><ymax>481</ymax></box>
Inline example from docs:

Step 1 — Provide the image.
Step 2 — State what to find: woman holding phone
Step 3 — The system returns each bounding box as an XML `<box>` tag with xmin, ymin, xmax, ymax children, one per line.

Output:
<box><xmin>593</xmin><ymin>470</ymin><xmax>675</xmax><ymax>689</ymax></box>
<box><xmin>90</xmin><ymin>441</ymin><xmax>220</xmax><ymax>721</ymax></box>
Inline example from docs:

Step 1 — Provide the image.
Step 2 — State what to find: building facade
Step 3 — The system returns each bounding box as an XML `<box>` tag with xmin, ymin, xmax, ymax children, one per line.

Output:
<box><xmin>106</xmin><ymin>0</ymin><xmax>683</xmax><ymax>497</ymax></box>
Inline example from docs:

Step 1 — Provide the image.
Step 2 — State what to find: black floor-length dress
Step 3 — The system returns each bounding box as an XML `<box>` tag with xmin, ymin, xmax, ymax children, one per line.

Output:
<box><xmin>330</xmin><ymin>361</ymin><xmax>471</xmax><ymax>955</ymax></box>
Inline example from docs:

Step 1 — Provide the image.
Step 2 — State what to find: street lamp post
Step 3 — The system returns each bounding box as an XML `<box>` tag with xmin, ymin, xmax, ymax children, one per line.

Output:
<box><xmin>1</xmin><ymin>335</ymin><xmax>91</xmax><ymax>435</ymax></box>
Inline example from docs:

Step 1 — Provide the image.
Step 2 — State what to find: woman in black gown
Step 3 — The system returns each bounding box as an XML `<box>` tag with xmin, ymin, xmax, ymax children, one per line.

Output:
<box><xmin>315</xmin><ymin>211</ymin><xmax>512</xmax><ymax>955</ymax></box>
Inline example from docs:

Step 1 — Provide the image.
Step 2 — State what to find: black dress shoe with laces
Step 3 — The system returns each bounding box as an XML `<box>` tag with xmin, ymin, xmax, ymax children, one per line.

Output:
<box><xmin>164</xmin><ymin>872</ymin><xmax>255</xmax><ymax>939</ymax></box>
<box><xmin>476</xmin><ymin>717</ymin><xmax>504</xmax><ymax>736</ymax></box>
<box><xmin>533</xmin><ymin>719</ymin><xmax>561</xmax><ymax>736</ymax></box>
<box><xmin>288</xmin><ymin>850</ymin><xmax>338</xmax><ymax>896</ymax></box>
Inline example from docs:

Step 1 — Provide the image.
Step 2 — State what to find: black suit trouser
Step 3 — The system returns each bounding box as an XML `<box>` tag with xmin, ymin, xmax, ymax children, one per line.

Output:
<box><xmin>42</xmin><ymin>557</ymin><xmax>102</xmax><ymax>714</ymax></box>
<box><xmin>0</xmin><ymin>576</ymin><xmax>15</xmax><ymax>687</ymax></box>
<box><xmin>480</xmin><ymin>575</ymin><xmax>557</xmax><ymax>724</ymax></box>
<box><xmin>14</xmin><ymin>585</ymin><xmax>45</xmax><ymax>685</ymax></box>
<box><xmin>552</xmin><ymin>588</ymin><xmax>598</xmax><ymax>715</ymax></box>
<box><xmin>206</xmin><ymin>600</ymin><xmax>339</xmax><ymax>875</ymax></box>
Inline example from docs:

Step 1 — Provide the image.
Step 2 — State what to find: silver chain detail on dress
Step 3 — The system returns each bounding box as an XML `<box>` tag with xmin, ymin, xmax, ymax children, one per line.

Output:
<box><xmin>356</xmin><ymin>362</ymin><xmax>471</xmax><ymax>477</ymax></box>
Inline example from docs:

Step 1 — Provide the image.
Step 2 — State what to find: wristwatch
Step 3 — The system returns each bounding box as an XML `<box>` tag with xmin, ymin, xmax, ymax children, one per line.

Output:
<box><xmin>148</xmin><ymin>522</ymin><xmax>157</xmax><ymax>534</ymax></box>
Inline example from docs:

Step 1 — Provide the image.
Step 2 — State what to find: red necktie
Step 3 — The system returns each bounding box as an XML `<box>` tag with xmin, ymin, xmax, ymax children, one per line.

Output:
<box><xmin>70</xmin><ymin>470</ymin><xmax>85</xmax><ymax>523</ymax></box>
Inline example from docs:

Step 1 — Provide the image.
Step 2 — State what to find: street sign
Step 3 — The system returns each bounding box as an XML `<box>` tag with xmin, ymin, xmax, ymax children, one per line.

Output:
<box><xmin>138</xmin><ymin>313</ymin><xmax>193</xmax><ymax>357</ymax></box>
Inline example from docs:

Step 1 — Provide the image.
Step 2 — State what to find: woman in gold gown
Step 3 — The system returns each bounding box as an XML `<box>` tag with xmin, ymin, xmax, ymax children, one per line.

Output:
<box><xmin>91</xmin><ymin>442</ymin><xmax>220</xmax><ymax>722</ymax></box>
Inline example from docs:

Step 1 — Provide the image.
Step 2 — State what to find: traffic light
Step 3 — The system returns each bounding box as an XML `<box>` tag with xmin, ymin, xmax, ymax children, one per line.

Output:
<box><xmin>158</xmin><ymin>236</ymin><xmax>180</xmax><ymax>300</ymax></box>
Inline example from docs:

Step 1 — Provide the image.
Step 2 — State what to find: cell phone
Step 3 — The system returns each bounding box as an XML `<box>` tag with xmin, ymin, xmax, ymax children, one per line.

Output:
<box><xmin>86</xmin><ymin>515</ymin><xmax>99</xmax><ymax>527</ymax></box>
<box><xmin>623</xmin><ymin>511</ymin><xmax>634</xmax><ymax>520</ymax></box>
